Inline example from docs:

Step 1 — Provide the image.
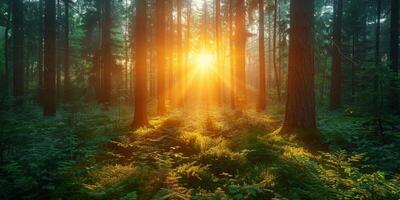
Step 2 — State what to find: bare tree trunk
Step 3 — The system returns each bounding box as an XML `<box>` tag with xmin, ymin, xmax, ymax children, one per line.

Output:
<box><xmin>215</xmin><ymin>0</ymin><xmax>221</xmax><ymax>105</ymax></box>
<box><xmin>43</xmin><ymin>0</ymin><xmax>57</xmax><ymax>116</ymax></box>
<box><xmin>389</xmin><ymin>0</ymin><xmax>399</xmax><ymax>110</ymax></box>
<box><xmin>101</xmin><ymin>0</ymin><xmax>112</xmax><ymax>105</ymax></box>
<box><xmin>330</xmin><ymin>0</ymin><xmax>343</xmax><ymax>109</ymax></box>
<box><xmin>133</xmin><ymin>0</ymin><xmax>149</xmax><ymax>127</ymax></box>
<box><xmin>257</xmin><ymin>0</ymin><xmax>266</xmax><ymax>111</ymax></box>
<box><xmin>281</xmin><ymin>0</ymin><xmax>319</xmax><ymax>146</ymax></box>
<box><xmin>272</xmin><ymin>0</ymin><xmax>281</xmax><ymax>102</ymax></box>
<box><xmin>229</xmin><ymin>0</ymin><xmax>235</xmax><ymax>109</ymax></box>
<box><xmin>38</xmin><ymin>0</ymin><xmax>43</xmax><ymax>103</ymax></box>
<box><xmin>177</xmin><ymin>0</ymin><xmax>183</xmax><ymax>106</ymax></box>
<box><xmin>185</xmin><ymin>0</ymin><xmax>191</xmax><ymax>105</ymax></box>
<box><xmin>3</xmin><ymin>3</ymin><xmax>11</xmax><ymax>96</ymax></box>
<box><xmin>156</xmin><ymin>0</ymin><xmax>166</xmax><ymax>114</ymax></box>
<box><xmin>63</xmin><ymin>0</ymin><xmax>70</xmax><ymax>101</ymax></box>
<box><xmin>12</xmin><ymin>0</ymin><xmax>24</xmax><ymax>98</ymax></box>
<box><xmin>235</xmin><ymin>0</ymin><xmax>246</xmax><ymax>109</ymax></box>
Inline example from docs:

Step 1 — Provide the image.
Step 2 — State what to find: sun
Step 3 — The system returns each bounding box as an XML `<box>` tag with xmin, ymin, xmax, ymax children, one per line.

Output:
<box><xmin>195</xmin><ymin>52</ymin><xmax>215</xmax><ymax>73</ymax></box>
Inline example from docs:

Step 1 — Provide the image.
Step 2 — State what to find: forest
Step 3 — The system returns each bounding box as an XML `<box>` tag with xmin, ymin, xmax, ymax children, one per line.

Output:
<box><xmin>0</xmin><ymin>0</ymin><xmax>399</xmax><ymax>199</ymax></box>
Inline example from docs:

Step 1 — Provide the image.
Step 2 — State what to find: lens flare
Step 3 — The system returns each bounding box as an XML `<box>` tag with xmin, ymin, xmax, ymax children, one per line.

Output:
<box><xmin>195</xmin><ymin>53</ymin><xmax>215</xmax><ymax>73</ymax></box>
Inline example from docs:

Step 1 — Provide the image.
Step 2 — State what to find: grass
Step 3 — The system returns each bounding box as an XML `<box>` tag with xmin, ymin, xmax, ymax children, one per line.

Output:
<box><xmin>0</xmin><ymin>103</ymin><xmax>399</xmax><ymax>199</ymax></box>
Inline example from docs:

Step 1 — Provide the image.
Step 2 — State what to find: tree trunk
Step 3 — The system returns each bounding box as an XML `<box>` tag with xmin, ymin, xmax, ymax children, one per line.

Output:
<box><xmin>330</xmin><ymin>0</ymin><xmax>343</xmax><ymax>109</ymax></box>
<box><xmin>12</xmin><ymin>0</ymin><xmax>24</xmax><ymax>98</ymax></box>
<box><xmin>43</xmin><ymin>0</ymin><xmax>57</xmax><ymax>116</ymax></box>
<box><xmin>63</xmin><ymin>0</ymin><xmax>70</xmax><ymax>101</ymax></box>
<box><xmin>272</xmin><ymin>0</ymin><xmax>281</xmax><ymax>102</ymax></box>
<box><xmin>389</xmin><ymin>0</ymin><xmax>399</xmax><ymax>110</ymax></box>
<box><xmin>133</xmin><ymin>0</ymin><xmax>148</xmax><ymax>128</ymax></box>
<box><xmin>177</xmin><ymin>0</ymin><xmax>183</xmax><ymax>106</ymax></box>
<box><xmin>215</xmin><ymin>0</ymin><xmax>221</xmax><ymax>105</ymax></box>
<box><xmin>235</xmin><ymin>0</ymin><xmax>246</xmax><ymax>109</ymax></box>
<box><xmin>101</xmin><ymin>0</ymin><xmax>112</xmax><ymax>105</ymax></box>
<box><xmin>229</xmin><ymin>0</ymin><xmax>235</xmax><ymax>109</ymax></box>
<box><xmin>156</xmin><ymin>0</ymin><xmax>166</xmax><ymax>114</ymax></box>
<box><xmin>56</xmin><ymin>0</ymin><xmax>61</xmax><ymax>98</ymax></box>
<box><xmin>374</xmin><ymin>0</ymin><xmax>381</xmax><ymax>112</ymax></box>
<box><xmin>38</xmin><ymin>0</ymin><xmax>44</xmax><ymax>103</ymax></box>
<box><xmin>3</xmin><ymin>3</ymin><xmax>11</xmax><ymax>96</ymax></box>
<box><xmin>185</xmin><ymin>0</ymin><xmax>191</xmax><ymax>105</ymax></box>
<box><xmin>257</xmin><ymin>0</ymin><xmax>266</xmax><ymax>111</ymax></box>
<box><xmin>280</xmin><ymin>0</ymin><xmax>319</xmax><ymax>145</ymax></box>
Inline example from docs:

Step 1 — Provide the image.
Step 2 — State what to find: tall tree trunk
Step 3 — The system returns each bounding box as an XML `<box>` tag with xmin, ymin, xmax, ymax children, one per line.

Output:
<box><xmin>280</xmin><ymin>0</ymin><xmax>319</xmax><ymax>145</ymax></box>
<box><xmin>56</xmin><ymin>0</ymin><xmax>61</xmax><ymax>98</ymax></box>
<box><xmin>389</xmin><ymin>0</ymin><xmax>399</xmax><ymax>110</ymax></box>
<box><xmin>38</xmin><ymin>0</ymin><xmax>44</xmax><ymax>103</ymax></box>
<box><xmin>43</xmin><ymin>0</ymin><xmax>57</xmax><ymax>116</ymax></box>
<box><xmin>215</xmin><ymin>0</ymin><xmax>221</xmax><ymax>105</ymax></box>
<box><xmin>133</xmin><ymin>0</ymin><xmax>148</xmax><ymax>127</ymax></box>
<box><xmin>3</xmin><ymin>3</ymin><xmax>11</xmax><ymax>96</ymax></box>
<box><xmin>12</xmin><ymin>0</ymin><xmax>24</xmax><ymax>98</ymax></box>
<box><xmin>235</xmin><ymin>0</ymin><xmax>246</xmax><ymax>109</ymax></box>
<box><xmin>258</xmin><ymin>0</ymin><xmax>266</xmax><ymax>111</ymax></box>
<box><xmin>272</xmin><ymin>0</ymin><xmax>281</xmax><ymax>102</ymax></box>
<box><xmin>167</xmin><ymin>0</ymin><xmax>174</xmax><ymax>104</ymax></box>
<box><xmin>101</xmin><ymin>0</ymin><xmax>112</xmax><ymax>104</ymax></box>
<box><xmin>330</xmin><ymin>0</ymin><xmax>343</xmax><ymax>109</ymax></box>
<box><xmin>177</xmin><ymin>0</ymin><xmax>183</xmax><ymax>106</ymax></box>
<box><xmin>63</xmin><ymin>0</ymin><xmax>70</xmax><ymax>101</ymax></box>
<box><xmin>229</xmin><ymin>0</ymin><xmax>235</xmax><ymax>109</ymax></box>
<box><xmin>156</xmin><ymin>0</ymin><xmax>166</xmax><ymax>114</ymax></box>
<box><xmin>374</xmin><ymin>0</ymin><xmax>381</xmax><ymax>112</ymax></box>
<box><xmin>185</xmin><ymin>0</ymin><xmax>191</xmax><ymax>105</ymax></box>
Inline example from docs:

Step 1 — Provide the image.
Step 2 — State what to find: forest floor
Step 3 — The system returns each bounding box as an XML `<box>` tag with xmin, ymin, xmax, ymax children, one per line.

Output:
<box><xmin>1</xmin><ymin>102</ymin><xmax>400</xmax><ymax>199</ymax></box>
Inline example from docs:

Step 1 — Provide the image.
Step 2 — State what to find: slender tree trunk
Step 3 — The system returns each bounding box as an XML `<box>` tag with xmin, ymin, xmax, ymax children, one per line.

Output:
<box><xmin>4</xmin><ymin>3</ymin><xmax>11</xmax><ymax>96</ymax></box>
<box><xmin>280</xmin><ymin>0</ymin><xmax>319</xmax><ymax>145</ymax></box>
<box><xmin>185</xmin><ymin>0</ymin><xmax>191</xmax><ymax>105</ymax></box>
<box><xmin>374</xmin><ymin>0</ymin><xmax>381</xmax><ymax>111</ymax></box>
<box><xmin>229</xmin><ymin>0</ymin><xmax>235</xmax><ymax>109</ymax></box>
<box><xmin>12</xmin><ymin>0</ymin><xmax>24</xmax><ymax>98</ymax></box>
<box><xmin>133</xmin><ymin>0</ymin><xmax>148</xmax><ymax>127</ymax></box>
<box><xmin>156</xmin><ymin>0</ymin><xmax>166</xmax><ymax>114</ymax></box>
<box><xmin>330</xmin><ymin>0</ymin><xmax>343</xmax><ymax>109</ymax></box>
<box><xmin>56</xmin><ymin>0</ymin><xmax>61</xmax><ymax>98</ymax></box>
<box><xmin>63</xmin><ymin>0</ymin><xmax>70</xmax><ymax>101</ymax></box>
<box><xmin>389</xmin><ymin>0</ymin><xmax>399</xmax><ymax>110</ymax></box>
<box><xmin>215</xmin><ymin>0</ymin><xmax>221</xmax><ymax>105</ymax></box>
<box><xmin>124</xmin><ymin>0</ymin><xmax>129</xmax><ymax>90</ymax></box>
<box><xmin>101</xmin><ymin>0</ymin><xmax>112</xmax><ymax>104</ymax></box>
<box><xmin>177</xmin><ymin>0</ymin><xmax>183</xmax><ymax>106</ymax></box>
<box><xmin>272</xmin><ymin>0</ymin><xmax>281</xmax><ymax>102</ymax></box>
<box><xmin>258</xmin><ymin>0</ymin><xmax>266</xmax><ymax>111</ymax></box>
<box><xmin>351</xmin><ymin>34</ymin><xmax>356</xmax><ymax>103</ymax></box>
<box><xmin>167</xmin><ymin>0</ymin><xmax>174</xmax><ymax>105</ymax></box>
<box><xmin>43</xmin><ymin>0</ymin><xmax>57</xmax><ymax>116</ymax></box>
<box><xmin>235</xmin><ymin>0</ymin><xmax>246</xmax><ymax>109</ymax></box>
<box><xmin>38</xmin><ymin>0</ymin><xmax>44</xmax><ymax>103</ymax></box>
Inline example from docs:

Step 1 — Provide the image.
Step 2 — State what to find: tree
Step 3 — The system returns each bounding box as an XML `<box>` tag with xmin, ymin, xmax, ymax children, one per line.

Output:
<box><xmin>12</xmin><ymin>0</ymin><xmax>24</xmax><ymax>98</ymax></box>
<box><xmin>258</xmin><ymin>0</ymin><xmax>266</xmax><ymax>111</ymax></box>
<box><xmin>63</xmin><ymin>0</ymin><xmax>70</xmax><ymax>100</ymax></box>
<box><xmin>330</xmin><ymin>0</ymin><xmax>343</xmax><ymax>109</ymax></box>
<box><xmin>100</xmin><ymin>0</ymin><xmax>113</xmax><ymax>104</ymax></box>
<box><xmin>177</xmin><ymin>0</ymin><xmax>183</xmax><ymax>106</ymax></box>
<box><xmin>280</xmin><ymin>0</ymin><xmax>319</xmax><ymax>145</ymax></box>
<box><xmin>272</xmin><ymin>0</ymin><xmax>281</xmax><ymax>102</ymax></box>
<box><xmin>215</xmin><ymin>0</ymin><xmax>221</xmax><ymax>105</ymax></box>
<box><xmin>156</xmin><ymin>0</ymin><xmax>166</xmax><ymax>114</ymax></box>
<box><xmin>229</xmin><ymin>0</ymin><xmax>235</xmax><ymax>109</ymax></box>
<box><xmin>38</xmin><ymin>0</ymin><xmax>44</xmax><ymax>103</ymax></box>
<box><xmin>3</xmin><ymin>1</ymin><xmax>11</xmax><ymax>96</ymax></box>
<box><xmin>389</xmin><ymin>0</ymin><xmax>398</xmax><ymax>110</ymax></box>
<box><xmin>374</xmin><ymin>0</ymin><xmax>381</xmax><ymax>111</ymax></box>
<box><xmin>43</xmin><ymin>0</ymin><xmax>57</xmax><ymax>116</ymax></box>
<box><xmin>133</xmin><ymin>0</ymin><xmax>148</xmax><ymax>128</ymax></box>
<box><xmin>235</xmin><ymin>0</ymin><xmax>246</xmax><ymax>109</ymax></box>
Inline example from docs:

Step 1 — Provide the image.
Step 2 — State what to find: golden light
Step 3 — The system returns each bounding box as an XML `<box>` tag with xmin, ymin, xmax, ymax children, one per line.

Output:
<box><xmin>195</xmin><ymin>52</ymin><xmax>215</xmax><ymax>73</ymax></box>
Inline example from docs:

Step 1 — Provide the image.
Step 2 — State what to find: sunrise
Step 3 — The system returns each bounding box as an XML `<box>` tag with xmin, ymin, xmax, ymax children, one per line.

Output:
<box><xmin>0</xmin><ymin>0</ymin><xmax>399</xmax><ymax>199</ymax></box>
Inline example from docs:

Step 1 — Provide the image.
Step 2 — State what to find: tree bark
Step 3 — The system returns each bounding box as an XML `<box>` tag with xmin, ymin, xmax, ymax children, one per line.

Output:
<box><xmin>63</xmin><ymin>0</ymin><xmax>70</xmax><ymax>101</ymax></box>
<box><xmin>257</xmin><ymin>0</ymin><xmax>266</xmax><ymax>111</ymax></box>
<box><xmin>133</xmin><ymin>0</ymin><xmax>148</xmax><ymax>128</ymax></box>
<box><xmin>101</xmin><ymin>0</ymin><xmax>113</xmax><ymax>105</ymax></box>
<box><xmin>330</xmin><ymin>0</ymin><xmax>343</xmax><ymax>109</ymax></box>
<box><xmin>374</xmin><ymin>0</ymin><xmax>381</xmax><ymax>111</ymax></box>
<box><xmin>235</xmin><ymin>0</ymin><xmax>246</xmax><ymax>109</ymax></box>
<box><xmin>3</xmin><ymin>2</ymin><xmax>11</xmax><ymax>96</ymax></box>
<box><xmin>280</xmin><ymin>0</ymin><xmax>319</xmax><ymax>145</ymax></box>
<box><xmin>229</xmin><ymin>0</ymin><xmax>235</xmax><ymax>109</ymax></box>
<box><xmin>12</xmin><ymin>0</ymin><xmax>24</xmax><ymax>98</ymax></box>
<box><xmin>177</xmin><ymin>0</ymin><xmax>183</xmax><ymax>106</ymax></box>
<box><xmin>156</xmin><ymin>0</ymin><xmax>166</xmax><ymax>114</ymax></box>
<box><xmin>389</xmin><ymin>0</ymin><xmax>399</xmax><ymax>110</ymax></box>
<box><xmin>38</xmin><ymin>0</ymin><xmax>44</xmax><ymax>103</ymax></box>
<box><xmin>215</xmin><ymin>0</ymin><xmax>221</xmax><ymax>105</ymax></box>
<box><xmin>272</xmin><ymin>0</ymin><xmax>281</xmax><ymax>102</ymax></box>
<box><xmin>43</xmin><ymin>0</ymin><xmax>57</xmax><ymax>116</ymax></box>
